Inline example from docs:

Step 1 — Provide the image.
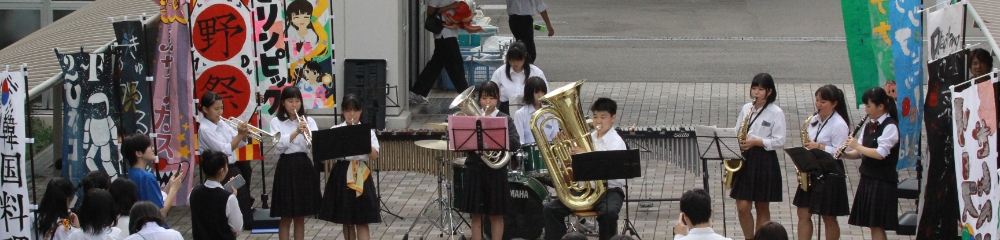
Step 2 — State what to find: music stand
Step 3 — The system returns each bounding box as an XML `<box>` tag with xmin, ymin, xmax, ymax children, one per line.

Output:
<box><xmin>447</xmin><ymin>115</ymin><xmax>508</xmax><ymax>151</ymax></box>
<box><xmin>572</xmin><ymin>149</ymin><xmax>643</xmax><ymax>239</ymax></box>
<box><xmin>693</xmin><ymin>125</ymin><xmax>742</xmax><ymax>236</ymax></box>
<box><xmin>310</xmin><ymin>124</ymin><xmax>373</xmax><ymax>162</ymax></box>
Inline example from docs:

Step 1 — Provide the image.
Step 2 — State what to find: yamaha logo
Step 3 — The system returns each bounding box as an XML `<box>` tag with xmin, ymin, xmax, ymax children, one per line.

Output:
<box><xmin>673</xmin><ymin>132</ymin><xmax>690</xmax><ymax>138</ymax></box>
<box><xmin>511</xmin><ymin>189</ymin><xmax>530</xmax><ymax>199</ymax></box>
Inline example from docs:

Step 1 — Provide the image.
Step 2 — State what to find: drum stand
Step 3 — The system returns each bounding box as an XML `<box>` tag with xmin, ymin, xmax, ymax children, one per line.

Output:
<box><xmin>403</xmin><ymin>155</ymin><xmax>470</xmax><ymax>240</ymax></box>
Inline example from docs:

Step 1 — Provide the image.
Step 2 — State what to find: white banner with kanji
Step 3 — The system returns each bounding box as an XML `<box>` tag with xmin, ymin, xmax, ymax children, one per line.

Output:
<box><xmin>0</xmin><ymin>66</ymin><xmax>31</xmax><ymax>239</ymax></box>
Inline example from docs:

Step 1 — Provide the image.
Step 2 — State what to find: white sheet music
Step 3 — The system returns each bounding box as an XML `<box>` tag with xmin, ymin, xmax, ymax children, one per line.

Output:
<box><xmin>694</xmin><ymin>125</ymin><xmax>743</xmax><ymax>159</ymax></box>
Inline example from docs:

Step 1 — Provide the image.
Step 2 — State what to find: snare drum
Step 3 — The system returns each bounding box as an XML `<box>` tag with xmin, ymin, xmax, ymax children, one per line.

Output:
<box><xmin>520</xmin><ymin>143</ymin><xmax>548</xmax><ymax>177</ymax></box>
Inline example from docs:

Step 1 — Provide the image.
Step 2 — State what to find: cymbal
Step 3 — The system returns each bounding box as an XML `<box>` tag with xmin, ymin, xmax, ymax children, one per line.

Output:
<box><xmin>414</xmin><ymin>140</ymin><xmax>450</xmax><ymax>151</ymax></box>
<box><xmin>423</xmin><ymin>122</ymin><xmax>449</xmax><ymax>131</ymax></box>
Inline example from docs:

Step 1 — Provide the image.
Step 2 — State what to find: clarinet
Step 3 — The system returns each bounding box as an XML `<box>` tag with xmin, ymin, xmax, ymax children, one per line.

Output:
<box><xmin>835</xmin><ymin>115</ymin><xmax>870</xmax><ymax>158</ymax></box>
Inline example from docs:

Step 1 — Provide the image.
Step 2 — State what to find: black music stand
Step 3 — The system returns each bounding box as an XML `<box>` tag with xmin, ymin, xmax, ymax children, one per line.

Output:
<box><xmin>310</xmin><ymin>124</ymin><xmax>373</xmax><ymax>162</ymax></box>
<box><xmin>572</xmin><ymin>149</ymin><xmax>643</xmax><ymax>239</ymax></box>
<box><xmin>693</xmin><ymin>125</ymin><xmax>741</xmax><ymax>236</ymax></box>
<box><xmin>447</xmin><ymin>116</ymin><xmax>508</xmax><ymax>151</ymax></box>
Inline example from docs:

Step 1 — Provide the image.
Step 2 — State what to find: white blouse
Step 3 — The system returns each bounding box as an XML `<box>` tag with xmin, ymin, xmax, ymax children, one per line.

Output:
<box><xmin>269</xmin><ymin>116</ymin><xmax>318</xmax><ymax>154</ymax></box>
<box><xmin>734</xmin><ymin>103</ymin><xmax>787</xmax><ymax>151</ymax></box>
<box><xmin>198</xmin><ymin>118</ymin><xmax>247</xmax><ymax>164</ymax></box>
<box><xmin>513</xmin><ymin>104</ymin><xmax>559</xmax><ymax>144</ymax></box>
<box><xmin>122</xmin><ymin>222</ymin><xmax>184</xmax><ymax>240</ymax></box>
<box><xmin>805</xmin><ymin>111</ymin><xmax>850</xmax><ymax>154</ymax></box>
<box><xmin>67</xmin><ymin>227</ymin><xmax>127</xmax><ymax>240</ymax></box>
<box><xmin>331</xmin><ymin>122</ymin><xmax>381</xmax><ymax>161</ymax></box>
<box><xmin>855</xmin><ymin>113</ymin><xmax>899</xmax><ymax>158</ymax></box>
<box><xmin>490</xmin><ymin>64</ymin><xmax>548</xmax><ymax>103</ymax></box>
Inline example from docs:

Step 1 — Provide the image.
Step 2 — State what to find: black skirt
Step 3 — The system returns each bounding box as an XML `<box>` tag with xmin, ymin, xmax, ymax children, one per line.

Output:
<box><xmin>318</xmin><ymin>160</ymin><xmax>381</xmax><ymax>224</ymax></box>
<box><xmin>848</xmin><ymin>176</ymin><xmax>898</xmax><ymax>229</ymax></box>
<box><xmin>792</xmin><ymin>167</ymin><xmax>850</xmax><ymax>216</ymax></box>
<box><xmin>729</xmin><ymin>147</ymin><xmax>782</xmax><ymax>202</ymax></box>
<box><xmin>270</xmin><ymin>153</ymin><xmax>321</xmax><ymax>218</ymax></box>
<box><xmin>458</xmin><ymin>160</ymin><xmax>510</xmax><ymax>215</ymax></box>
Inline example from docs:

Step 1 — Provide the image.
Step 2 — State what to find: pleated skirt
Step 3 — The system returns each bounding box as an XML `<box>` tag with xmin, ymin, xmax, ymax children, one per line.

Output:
<box><xmin>792</xmin><ymin>173</ymin><xmax>850</xmax><ymax>216</ymax></box>
<box><xmin>318</xmin><ymin>160</ymin><xmax>381</xmax><ymax>224</ymax></box>
<box><xmin>458</xmin><ymin>162</ymin><xmax>510</xmax><ymax>215</ymax></box>
<box><xmin>848</xmin><ymin>176</ymin><xmax>898</xmax><ymax>229</ymax></box>
<box><xmin>729</xmin><ymin>147</ymin><xmax>783</xmax><ymax>202</ymax></box>
<box><xmin>270</xmin><ymin>153</ymin><xmax>321</xmax><ymax>218</ymax></box>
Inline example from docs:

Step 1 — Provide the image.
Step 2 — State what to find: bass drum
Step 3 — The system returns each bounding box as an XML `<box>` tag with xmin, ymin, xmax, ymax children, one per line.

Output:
<box><xmin>484</xmin><ymin>176</ymin><xmax>549</xmax><ymax>240</ymax></box>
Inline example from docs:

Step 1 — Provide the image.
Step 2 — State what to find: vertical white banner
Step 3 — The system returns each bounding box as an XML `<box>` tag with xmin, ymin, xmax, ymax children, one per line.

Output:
<box><xmin>926</xmin><ymin>2</ymin><xmax>966</xmax><ymax>60</ymax></box>
<box><xmin>0</xmin><ymin>67</ymin><xmax>30</xmax><ymax>239</ymax></box>
<box><xmin>951</xmin><ymin>73</ymin><xmax>999</xmax><ymax>239</ymax></box>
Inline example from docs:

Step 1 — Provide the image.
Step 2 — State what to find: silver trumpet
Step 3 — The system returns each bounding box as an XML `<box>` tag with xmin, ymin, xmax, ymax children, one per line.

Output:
<box><xmin>298</xmin><ymin>115</ymin><xmax>313</xmax><ymax>148</ymax></box>
<box><xmin>222</xmin><ymin>117</ymin><xmax>275</xmax><ymax>142</ymax></box>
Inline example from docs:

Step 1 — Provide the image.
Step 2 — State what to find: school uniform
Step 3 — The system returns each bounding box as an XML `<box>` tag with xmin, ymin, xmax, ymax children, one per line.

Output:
<box><xmin>730</xmin><ymin>103</ymin><xmax>786</xmax><ymax>202</ymax></box>
<box><xmin>848</xmin><ymin>113</ymin><xmax>900</xmax><ymax>229</ymax></box>
<box><xmin>197</xmin><ymin>118</ymin><xmax>253</xmax><ymax>228</ymax></box>
<box><xmin>506</xmin><ymin>0</ymin><xmax>548</xmax><ymax>63</ymax></box>
<box><xmin>490</xmin><ymin>64</ymin><xmax>548</xmax><ymax>115</ymax></box>
<box><xmin>318</xmin><ymin>122</ymin><xmax>382</xmax><ymax>224</ymax></box>
<box><xmin>268</xmin><ymin>116</ymin><xmax>322</xmax><ymax>218</ymax></box>
<box><xmin>458</xmin><ymin>110</ymin><xmax>520</xmax><ymax>215</ymax></box>
<box><xmin>123</xmin><ymin>222</ymin><xmax>184</xmax><ymax>240</ymax></box>
<box><xmin>513</xmin><ymin>104</ymin><xmax>559</xmax><ymax>145</ymax></box>
<box><xmin>792</xmin><ymin>112</ymin><xmax>851</xmax><ymax>216</ymax></box>
<box><xmin>543</xmin><ymin>127</ymin><xmax>626</xmax><ymax>240</ymax></box>
<box><xmin>67</xmin><ymin>227</ymin><xmax>127</xmax><ymax>240</ymax></box>
<box><xmin>189</xmin><ymin>180</ymin><xmax>243</xmax><ymax>240</ymax></box>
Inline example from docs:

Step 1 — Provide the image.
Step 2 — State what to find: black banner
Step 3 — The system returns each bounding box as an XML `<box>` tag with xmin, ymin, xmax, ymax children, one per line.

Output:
<box><xmin>917</xmin><ymin>51</ymin><xmax>966</xmax><ymax>239</ymax></box>
<box><xmin>113</xmin><ymin>20</ymin><xmax>153</xmax><ymax>135</ymax></box>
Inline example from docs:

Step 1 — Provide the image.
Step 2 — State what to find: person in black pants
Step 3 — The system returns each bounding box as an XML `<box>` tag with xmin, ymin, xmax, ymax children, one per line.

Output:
<box><xmin>507</xmin><ymin>0</ymin><xmax>553</xmax><ymax>63</ymax></box>
<box><xmin>410</xmin><ymin>0</ymin><xmax>469</xmax><ymax>104</ymax></box>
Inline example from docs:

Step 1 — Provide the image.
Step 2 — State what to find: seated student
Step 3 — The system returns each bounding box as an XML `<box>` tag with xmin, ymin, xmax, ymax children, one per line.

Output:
<box><xmin>33</xmin><ymin>177</ymin><xmax>78</xmax><ymax>240</ymax></box>
<box><xmin>109</xmin><ymin>178</ymin><xmax>138</xmax><ymax>236</ymax></box>
<box><xmin>543</xmin><ymin>97</ymin><xmax>626</xmax><ymax>240</ymax></box>
<box><xmin>121</xmin><ymin>133</ymin><xmax>185</xmax><ymax>216</ymax></box>
<box><xmin>124</xmin><ymin>201</ymin><xmax>183</xmax><ymax>240</ymax></box>
<box><xmin>190</xmin><ymin>150</ymin><xmax>244</xmax><ymax>240</ymax></box>
<box><xmin>753</xmin><ymin>222</ymin><xmax>789</xmax><ymax>240</ymax></box>
<box><xmin>68</xmin><ymin>189</ymin><xmax>128</xmax><ymax>239</ymax></box>
<box><xmin>673</xmin><ymin>188</ymin><xmax>731</xmax><ymax>240</ymax></box>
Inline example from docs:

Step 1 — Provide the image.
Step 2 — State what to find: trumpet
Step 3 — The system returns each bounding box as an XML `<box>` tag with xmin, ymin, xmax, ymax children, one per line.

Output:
<box><xmin>298</xmin><ymin>115</ymin><xmax>313</xmax><ymax>148</ymax></box>
<box><xmin>222</xmin><ymin>117</ymin><xmax>275</xmax><ymax>142</ymax></box>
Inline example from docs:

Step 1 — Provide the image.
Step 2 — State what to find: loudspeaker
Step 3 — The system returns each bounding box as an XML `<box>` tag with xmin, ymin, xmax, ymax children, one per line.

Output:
<box><xmin>343</xmin><ymin>59</ymin><xmax>387</xmax><ymax>130</ymax></box>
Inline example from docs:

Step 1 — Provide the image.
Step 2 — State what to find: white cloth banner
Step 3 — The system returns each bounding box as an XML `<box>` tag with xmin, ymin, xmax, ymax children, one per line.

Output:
<box><xmin>951</xmin><ymin>73</ymin><xmax>999</xmax><ymax>239</ymax></box>
<box><xmin>0</xmin><ymin>67</ymin><xmax>31</xmax><ymax>239</ymax></box>
<box><xmin>927</xmin><ymin>2</ymin><xmax>966</xmax><ymax>60</ymax></box>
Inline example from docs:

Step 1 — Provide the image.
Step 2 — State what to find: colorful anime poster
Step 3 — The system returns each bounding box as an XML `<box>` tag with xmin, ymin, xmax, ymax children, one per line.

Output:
<box><xmin>889</xmin><ymin>0</ymin><xmax>923</xmax><ymax>170</ymax></box>
<box><xmin>113</xmin><ymin>20</ymin><xmax>154</xmax><ymax>135</ymax></box>
<box><xmin>55</xmin><ymin>51</ymin><xmax>123</xmax><ymax>181</ymax></box>
<box><xmin>252</xmin><ymin>0</ymin><xmax>288</xmax><ymax>132</ymax></box>
<box><xmin>950</xmin><ymin>74</ymin><xmax>998</xmax><ymax>240</ymax></box>
<box><xmin>282</xmin><ymin>0</ymin><xmax>334</xmax><ymax>110</ymax></box>
<box><xmin>0</xmin><ymin>66</ymin><xmax>30</xmax><ymax>239</ymax></box>
<box><xmin>918</xmin><ymin>51</ymin><xmax>967</xmax><ymax>239</ymax></box>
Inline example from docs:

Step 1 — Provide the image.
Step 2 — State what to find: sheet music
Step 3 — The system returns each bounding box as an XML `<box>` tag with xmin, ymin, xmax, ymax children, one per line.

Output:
<box><xmin>447</xmin><ymin>115</ymin><xmax>509</xmax><ymax>151</ymax></box>
<box><xmin>694</xmin><ymin>125</ymin><xmax>743</xmax><ymax>159</ymax></box>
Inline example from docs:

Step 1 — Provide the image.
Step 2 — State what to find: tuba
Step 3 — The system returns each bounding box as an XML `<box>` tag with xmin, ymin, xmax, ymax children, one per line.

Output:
<box><xmin>723</xmin><ymin>99</ymin><xmax>755</xmax><ymax>190</ymax></box>
<box><xmin>530</xmin><ymin>80</ymin><xmax>606</xmax><ymax>212</ymax></box>
<box><xmin>797</xmin><ymin>112</ymin><xmax>818</xmax><ymax>191</ymax></box>
<box><xmin>449</xmin><ymin>87</ymin><xmax>511</xmax><ymax>169</ymax></box>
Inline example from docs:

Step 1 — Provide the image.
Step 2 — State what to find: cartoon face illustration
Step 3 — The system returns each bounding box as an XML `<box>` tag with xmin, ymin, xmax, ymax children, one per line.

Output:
<box><xmin>291</xmin><ymin>12</ymin><xmax>310</xmax><ymax>29</ymax></box>
<box><xmin>302</xmin><ymin>67</ymin><xmax>319</xmax><ymax>84</ymax></box>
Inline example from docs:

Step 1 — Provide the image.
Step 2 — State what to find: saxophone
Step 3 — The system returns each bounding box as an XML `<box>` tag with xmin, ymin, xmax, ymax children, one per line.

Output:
<box><xmin>449</xmin><ymin>87</ymin><xmax>511</xmax><ymax>169</ymax></box>
<box><xmin>723</xmin><ymin>99</ymin><xmax>755</xmax><ymax>190</ymax></box>
<box><xmin>797</xmin><ymin>111</ymin><xmax>818</xmax><ymax>191</ymax></box>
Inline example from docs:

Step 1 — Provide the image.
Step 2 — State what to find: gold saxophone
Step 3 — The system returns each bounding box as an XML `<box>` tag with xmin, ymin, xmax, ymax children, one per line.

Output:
<box><xmin>724</xmin><ymin>99</ymin><xmax>755</xmax><ymax>190</ymax></box>
<box><xmin>530</xmin><ymin>80</ymin><xmax>606</xmax><ymax>212</ymax></box>
<box><xmin>798</xmin><ymin>111</ymin><xmax>818</xmax><ymax>191</ymax></box>
<box><xmin>449</xmin><ymin>87</ymin><xmax>511</xmax><ymax>169</ymax></box>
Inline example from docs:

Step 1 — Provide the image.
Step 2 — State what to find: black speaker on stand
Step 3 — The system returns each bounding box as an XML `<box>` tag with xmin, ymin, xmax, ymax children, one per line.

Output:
<box><xmin>343</xmin><ymin>59</ymin><xmax>387</xmax><ymax>130</ymax></box>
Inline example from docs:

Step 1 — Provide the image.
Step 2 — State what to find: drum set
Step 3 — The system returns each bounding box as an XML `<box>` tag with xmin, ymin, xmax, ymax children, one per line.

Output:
<box><xmin>403</xmin><ymin>122</ymin><xmax>554</xmax><ymax>240</ymax></box>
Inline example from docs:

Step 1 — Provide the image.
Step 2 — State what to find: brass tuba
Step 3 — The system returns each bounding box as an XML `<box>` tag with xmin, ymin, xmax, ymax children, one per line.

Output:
<box><xmin>724</xmin><ymin>99</ymin><xmax>755</xmax><ymax>190</ymax></box>
<box><xmin>797</xmin><ymin>111</ymin><xmax>818</xmax><ymax>191</ymax></box>
<box><xmin>530</xmin><ymin>80</ymin><xmax>606</xmax><ymax>212</ymax></box>
<box><xmin>449</xmin><ymin>87</ymin><xmax>511</xmax><ymax>169</ymax></box>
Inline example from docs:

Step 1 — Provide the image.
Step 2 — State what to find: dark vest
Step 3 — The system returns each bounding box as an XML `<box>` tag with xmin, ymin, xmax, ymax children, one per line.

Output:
<box><xmin>859</xmin><ymin>118</ymin><xmax>900</xmax><ymax>183</ymax></box>
<box><xmin>190</xmin><ymin>184</ymin><xmax>236</xmax><ymax>240</ymax></box>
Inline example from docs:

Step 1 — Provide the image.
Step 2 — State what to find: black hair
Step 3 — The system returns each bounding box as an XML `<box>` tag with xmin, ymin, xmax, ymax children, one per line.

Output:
<box><xmin>679</xmin><ymin>188</ymin><xmax>712</xmax><ymax>225</ymax></box>
<box><xmin>285</xmin><ymin>0</ymin><xmax>315</xmax><ymax>30</ymax></box>
<box><xmin>861</xmin><ymin>87</ymin><xmax>898</xmax><ymax>120</ymax></box>
<box><xmin>276</xmin><ymin>86</ymin><xmax>306</xmax><ymax>121</ymax></box>
<box><xmin>590</xmin><ymin>97</ymin><xmax>618</xmax><ymax>115</ymax></box>
<box><xmin>128</xmin><ymin>201</ymin><xmax>166</xmax><ymax>235</ymax></box>
<box><xmin>80</xmin><ymin>171</ymin><xmax>111</xmax><ymax>192</ymax></box>
<box><xmin>121</xmin><ymin>132</ymin><xmax>152</xmax><ymax>168</ymax></box>
<box><xmin>109</xmin><ymin>178</ymin><xmax>137</xmax><ymax>217</ymax></box>
<box><xmin>478</xmin><ymin>81</ymin><xmax>501</xmax><ymax>100</ymax></box>
<box><xmin>753</xmin><ymin>221</ymin><xmax>790</xmax><ymax>240</ymax></box>
<box><xmin>751</xmin><ymin>73</ymin><xmax>778</xmax><ymax>105</ymax></box>
<box><xmin>34</xmin><ymin>177</ymin><xmax>76</xmax><ymax>237</ymax></box>
<box><xmin>522</xmin><ymin>76</ymin><xmax>547</xmax><ymax>106</ymax></box>
<box><xmin>815</xmin><ymin>85</ymin><xmax>851</xmax><ymax>127</ymax></box>
<box><xmin>505</xmin><ymin>42</ymin><xmax>532</xmax><ymax>81</ymax></box>
<box><xmin>299</xmin><ymin>60</ymin><xmax>323</xmax><ymax>83</ymax></box>
<box><xmin>561</xmin><ymin>232</ymin><xmax>588</xmax><ymax>240</ymax></box>
<box><xmin>970</xmin><ymin>48</ymin><xmax>994</xmax><ymax>72</ymax></box>
<box><xmin>198</xmin><ymin>91</ymin><xmax>223</xmax><ymax>115</ymax></box>
<box><xmin>199</xmin><ymin>149</ymin><xmax>228</xmax><ymax>179</ymax></box>
<box><xmin>77</xmin><ymin>189</ymin><xmax>118</xmax><ymax>235</ymax></box>
<box><xmin>341</xmin><ymin>94</ymin><xmax>364</xmax><ymax>112</ymax></box>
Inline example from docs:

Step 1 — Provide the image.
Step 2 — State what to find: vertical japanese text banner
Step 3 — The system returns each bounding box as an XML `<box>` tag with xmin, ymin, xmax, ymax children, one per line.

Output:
<box><xmin>950</xmin><ymin>73</ymin><xmax>998</xmax><ymax>240</ymax></box>
<box><xmin>890</xmin><ymin>0</ymin><xmax>923</xmax><ymax>170</ymax></box>
<box><xmin>0</xmin><ymin>67</ymin><xmax>30</xmax><ymax>239</ymax></box>
<box><xmin>55</xmin><ymin>51</ymin><xmax>123</xmax><ymax>181</ymax></box>
<box><xmin>841</xmin><ymin>0</ymin><xmax>896</xmax><ymax>104</ymax></box>
<box><xmin>114</xmin><ymin>20</ymin><xmax>154</xmax><ymax>135</ymax></box>
<box><xmin>252</xmin><ymin>0</ymin><xmax>287</xmax><ymax>133</ymax></box>
<box><xmin>56</xmin><ymin>51</ymin><xmax>88</xmax><ymax>190</ymax></box>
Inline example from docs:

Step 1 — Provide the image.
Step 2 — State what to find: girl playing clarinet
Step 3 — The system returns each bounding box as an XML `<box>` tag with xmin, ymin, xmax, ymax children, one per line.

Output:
<box><xmin>794</xmin><ymin>85</ymin><xmax>851</xmax><ymax>240</ymax></box>
<box><xmin>268</xmin><ymin>86</ymin><xmax>321</xmax><ymax>240</ymax></box>
<box><xmin>318</xmin><ymin>94</ymin><xmax>382</xmax><ymax>240</ymax></box>
<box><xmin>842</xmin><ymin>87</ymin><xmax>899</xmax><ymax>240</ymax></box>
<box><xmin>733</xmin><ymin>73</ymin><xmax>786</xmax><ymax>239</ymax></box>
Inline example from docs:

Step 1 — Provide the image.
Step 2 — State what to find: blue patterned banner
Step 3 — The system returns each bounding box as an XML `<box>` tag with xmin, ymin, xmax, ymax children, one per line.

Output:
<box><xmin>890</xmin><ymin>0</ymin><xmax>923</xmax><ymax>170</ymax></box>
